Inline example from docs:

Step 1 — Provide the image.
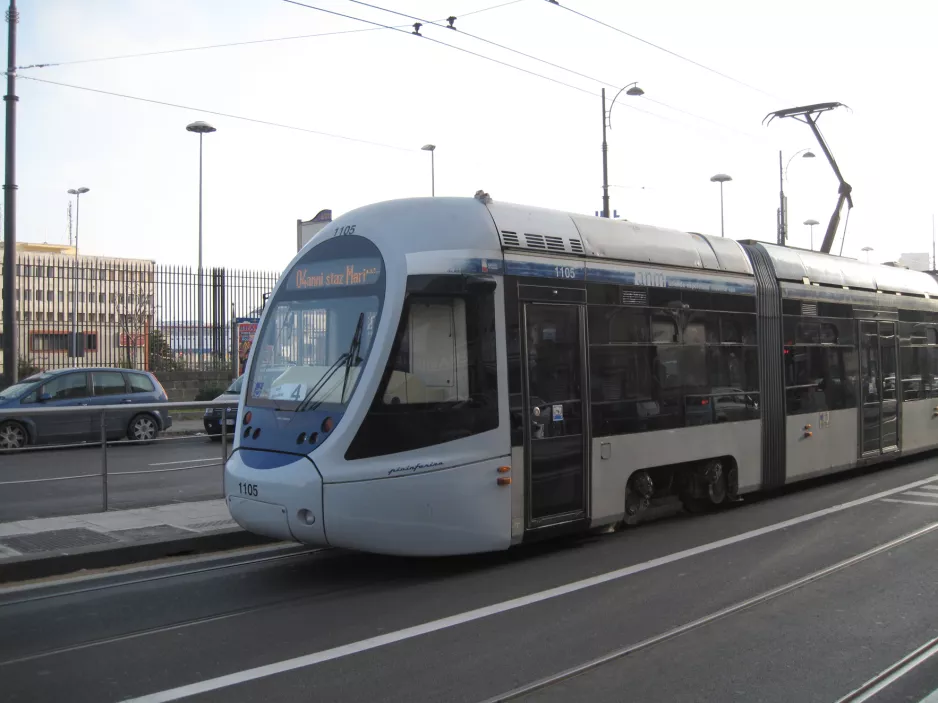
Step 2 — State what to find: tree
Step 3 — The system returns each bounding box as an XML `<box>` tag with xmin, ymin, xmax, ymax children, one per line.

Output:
<box><xmin>117</xmin><ymin>274</ymin><xmax>156</xmax><ymax>370</ymax></box>
<box><xmin>148</xmin><ymin>328</ymin><xmax>176</xmax><ymax>372</ymax></box>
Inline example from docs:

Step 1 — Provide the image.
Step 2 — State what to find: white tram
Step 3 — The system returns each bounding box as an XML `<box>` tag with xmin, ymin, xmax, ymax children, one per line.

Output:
<box><xmin>225</xmin><ymin>195</ymin><xmax>938</xmax><ymax>556</ymax></box>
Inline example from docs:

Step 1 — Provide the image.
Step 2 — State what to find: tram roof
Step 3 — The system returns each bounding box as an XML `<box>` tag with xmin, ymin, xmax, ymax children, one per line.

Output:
<box><xmin>486</xmin><ymin>200</ymin><xmax>754</xmax><ymax>276</ymax></box>
<box><xmin>484</xmin><ymin>199</ymin><xmax>938</xmax><ymax>297</ymax></box>
<box><xmin>344</xmin><ymin>197</ymin><xmax>938</xmax><ymax>298</ymax></box>
<box><xmin>751</xmin><ymin>241</ymin><xmax>938</xmax><ymax>296</ymax></box>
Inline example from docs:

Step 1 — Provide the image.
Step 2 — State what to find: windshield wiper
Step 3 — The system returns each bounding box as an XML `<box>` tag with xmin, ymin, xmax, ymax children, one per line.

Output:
<box><xmin>295</xmin><ymin>312</ymin><xmax>365</xmax><ymax>412</ymax></box>
<box><xmin>294</xmin><ymin>352</ymin><xmax>349</xmax><ymax>413</ymax></box>
<box><xmin>340</xmin><ymin>312</ymin><xmax>366</xmax><ymax>404</ymax></box>
<box><xmin>308</xmin><ymin>312</ymin><xmax>365</xmax><ymax>412</ymax></box>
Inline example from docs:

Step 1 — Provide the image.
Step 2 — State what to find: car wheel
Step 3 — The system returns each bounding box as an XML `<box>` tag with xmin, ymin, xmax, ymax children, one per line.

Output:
<box><xmin>128</xmin><ymin>414</ymin><xmax>159</xmax><ymax>443</ymax></box>
<box><xmin>0</xmin><ymin>421</ymin><xmax>28</xmax><ymax>450</ymax></box>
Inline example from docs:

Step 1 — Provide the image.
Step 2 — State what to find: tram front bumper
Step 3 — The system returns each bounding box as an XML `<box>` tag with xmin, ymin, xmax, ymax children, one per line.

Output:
<box><xmin>224</xmin><ymin>448</ymin><xmax>327</xmax><ymax>547</ymax></box>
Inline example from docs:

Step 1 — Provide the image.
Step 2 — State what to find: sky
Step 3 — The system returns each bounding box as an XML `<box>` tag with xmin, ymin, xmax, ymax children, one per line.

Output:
<box><xmin>7</xmin><ymin>0</ymin><xmax>938</xmax><ymax>273</ymax></box>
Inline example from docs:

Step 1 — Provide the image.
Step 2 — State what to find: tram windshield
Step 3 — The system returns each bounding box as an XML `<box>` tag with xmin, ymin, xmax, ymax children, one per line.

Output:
<box><xmin>247</xmin><ymin>242</ymin><xmax>384</xmax><ymax>411</ymax></box>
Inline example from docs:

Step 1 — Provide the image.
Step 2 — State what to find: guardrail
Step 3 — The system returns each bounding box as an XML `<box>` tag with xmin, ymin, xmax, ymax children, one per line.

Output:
<box><xmin>0</xmin><ymin>401</ymin><xmax>239</xmax><ymax>516</ymax></box>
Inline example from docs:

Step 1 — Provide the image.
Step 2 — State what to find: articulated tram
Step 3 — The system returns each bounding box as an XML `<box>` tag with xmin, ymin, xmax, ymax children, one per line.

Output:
<box><xmin>224</xmin><ymin>195</ymin><xmax>938</xmax><ymax>556</ymax></box>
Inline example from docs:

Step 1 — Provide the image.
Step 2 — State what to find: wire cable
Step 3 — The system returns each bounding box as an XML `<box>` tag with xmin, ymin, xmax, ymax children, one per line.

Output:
<box><xmin>281</xmin><ymin>0</ymin><xmax>603</xmax><ymax>100</ymax></box>
<box><xmin>12</xmin><ymin>73</ymin><xmax>416</xmax><ymax>152</ymax></box>
<box><xmin>341</xmin><ymin>0</ymin><xmax>761</xmax><ymax>136</ymax></box>
<box><xmin>546</xmin><ymin>0</ymin><xmax>787</xmax><ymax>102</ymax></box>
<box><xmin>15</xmin><ymin>0</ymin><xmax>524</xmax><ymax>71</ymax></box>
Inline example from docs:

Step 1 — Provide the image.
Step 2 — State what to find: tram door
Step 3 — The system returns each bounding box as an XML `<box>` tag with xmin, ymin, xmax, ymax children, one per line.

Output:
<box><xmin>859</xmin><ymin>320</ymin><xmax>900</xmax><ymax>456</ymax></box>
<box><xmin>522</xmin><ymin>303</ymin><xmax>588</xmax><ymax>526</ymax></box>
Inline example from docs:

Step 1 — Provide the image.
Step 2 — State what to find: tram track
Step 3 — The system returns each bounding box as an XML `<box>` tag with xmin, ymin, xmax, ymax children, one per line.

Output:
<box><xmin>478</xmin><ymin>519</ymin><xmax>938</xmax><ymax>703</ymax></box>
<box><xmin>0</xmin><ymin>544</ymin><xmax>327</xmax><ymax>608</ymax></box>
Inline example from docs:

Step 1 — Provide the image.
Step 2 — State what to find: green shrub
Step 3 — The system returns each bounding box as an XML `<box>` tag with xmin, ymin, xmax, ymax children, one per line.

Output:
<box><xmin>195</xmin><ymin>384</ymin><xmax>227</xmax><ymax>401</ymax></box>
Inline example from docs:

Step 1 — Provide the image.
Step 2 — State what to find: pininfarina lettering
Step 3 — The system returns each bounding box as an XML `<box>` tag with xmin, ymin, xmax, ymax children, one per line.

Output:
<box><xmin>387</xmin><ymin>461</ymin><xmax>444</xmax><ymax>476</ymax></box>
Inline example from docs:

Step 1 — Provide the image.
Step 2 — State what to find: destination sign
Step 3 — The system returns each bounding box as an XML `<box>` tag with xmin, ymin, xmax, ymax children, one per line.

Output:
<box><xmin>287</xmin><ymin>258</ymin><xmax>381</xmax><ymax>291</ymax></box>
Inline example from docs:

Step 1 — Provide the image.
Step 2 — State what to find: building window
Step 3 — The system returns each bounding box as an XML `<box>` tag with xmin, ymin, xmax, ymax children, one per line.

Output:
<box><xmin>30</xmin><ymin>331</ymin><xmax>69</xmax><ymax>352</ymax></box>
<box><xmin>47</xmin><ymin>266</ymin><xmax>55</xmax><ymax>278</ymax></box>
<box><xmin>47</xmin><ymin>291</ymin><xmax>53</xmax><ymax>302</ymax></box>
<box><xmin>99</xmin><ymin>293</ymin><xmax>105</xmax><ymax>303</ymax></box>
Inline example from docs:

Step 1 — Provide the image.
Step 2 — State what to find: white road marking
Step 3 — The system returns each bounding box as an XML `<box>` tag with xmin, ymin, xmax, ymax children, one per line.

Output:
<box><xmin>919</xmin><ymin>690</ymin><xmax>938</xmax><ymax>703</ymax></box>
<box><xmin>918</xmin><ymin>485</ymin><xmax>938</xmax><ymax>492</ymax></box>
<box><xmin>882</xmin><ymin>498</ymin><xmax>938</xmax><ymax>507</ymax></box>
<box><xmin>123</xmin><ymin>474</ymin><xmax>938</xmax><ymax>703</ymax></box>
<box><xmin>901</xmin><ymin>491</ymin><xmax>938</xmax><ymax>499</ymax></box>
<box><xmin>148</xmin><ymin>458</ymin><xmax>215</xmax><ymax>467</ymax></box>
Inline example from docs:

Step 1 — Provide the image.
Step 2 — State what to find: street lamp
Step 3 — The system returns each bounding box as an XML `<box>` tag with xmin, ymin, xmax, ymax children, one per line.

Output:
<box><xmin>67</xmin><ymin>187</ymin><xmax>90</xmax><ymax>356</ymax></box>
<box><xmin>186</xmin><ymin>120</ymin><xmax>216</xmax><ymax>364</ymax></box>
<box><xmin>421</xmin><ymin>144</ymin><xmax>436</xmax><ymax>197</ymax></box>
<box><xmin>777</xmin><ymin>148</ymin><xmax>816</xmax><ymax>245</ymax></box>
<box><xmin>803</xmin><ymin>219</ymin><xmax>820</xmax><ymax>251</ymax></box>
<box><xmin>862</xmin><ymin>246</ymin><xmax>874</xmax><ymax>264</ymax></box>
<box><xmin>601</xmin><ymin>82</ymin><xmax>644</xmax><ymax>218</ymax></box>
<box><xmin>710</xmin><ymin>174</ymin><xmax>732</xmax><ymax>237</ymax></box>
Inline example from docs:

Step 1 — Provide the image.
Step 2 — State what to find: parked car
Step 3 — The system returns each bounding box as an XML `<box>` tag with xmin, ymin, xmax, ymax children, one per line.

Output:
<box><xmin>203</xmin><ymin>375</ymin><xmax>242</xmax><ymax>440</ymax></box>
<box><xmin>0</xmin><ymin>367</ymin><xmax>172</xmax><ymax>450</ymax></box>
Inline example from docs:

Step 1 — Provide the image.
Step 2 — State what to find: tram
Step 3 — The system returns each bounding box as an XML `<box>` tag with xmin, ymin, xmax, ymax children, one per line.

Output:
<box><xmin>224</xmin><ymin>195</ymin><xmax>938</xmax><ymax>556</ymax></box>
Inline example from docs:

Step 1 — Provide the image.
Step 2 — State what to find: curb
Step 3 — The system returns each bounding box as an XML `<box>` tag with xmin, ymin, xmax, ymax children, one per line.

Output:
<box><xmin>0</xmin><ymin>528</ymin><xmax>277</xmax><ymax>584</ymax></box>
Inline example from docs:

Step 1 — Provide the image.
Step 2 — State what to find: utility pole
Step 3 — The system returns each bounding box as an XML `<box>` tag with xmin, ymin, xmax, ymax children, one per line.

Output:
<box><xmin>2</xmin><ymin>0</ymin><xmax>17</xmax><ymax>387</ymax></box>
<box><xmin>777</xmin><ymin>151</ymin><xmax>787</xmax><ymax>246</ymax></box>
<box><xmin>601</xmin><ymin>88</ymin><xmax>610</xmax><ymax>218</ymax></box>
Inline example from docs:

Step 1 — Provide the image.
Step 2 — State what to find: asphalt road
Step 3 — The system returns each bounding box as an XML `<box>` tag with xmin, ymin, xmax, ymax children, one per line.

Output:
<box><xmin>4</xmin><ymin>454</ymin><xmax>938</xmax><ymax>702</ymax></box>
<box><xmin>0</xmin><ymin>435</ymin><xmax>226</xmax><ymax>521</ymax></box>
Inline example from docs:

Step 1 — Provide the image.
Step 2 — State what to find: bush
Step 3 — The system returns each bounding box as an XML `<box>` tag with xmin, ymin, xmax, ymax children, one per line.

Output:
<box><xmin>18</xmin><ymin>357</ymin><xmax>41</xmax><ymax>379</ymax></box>
<box><xmin>195</xmin><ymin>384</ymin><xmax>227</xmax><ymax>401</ymax></box>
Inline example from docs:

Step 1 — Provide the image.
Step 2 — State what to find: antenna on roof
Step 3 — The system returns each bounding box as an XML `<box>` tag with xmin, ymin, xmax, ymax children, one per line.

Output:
<box><xmin>764</xmin><ymin>102</ymin><xmax>852</xmax><ymax>255</ymax></box>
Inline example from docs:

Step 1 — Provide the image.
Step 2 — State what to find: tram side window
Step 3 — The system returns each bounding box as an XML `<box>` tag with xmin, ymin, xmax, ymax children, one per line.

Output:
<box><xmin>346</xmin><ymin>290</ymin><xmax>499</xmax><ymax>459</ymax></box>
<box><xmin>588</xmin><ymin>296</ymin><xmax>760</xmax><ymax>436</ymax></box>
<box><xmin>783</xmin><ymin>344</ymin><xmax>858</xmax><ymax>414</ymax></box>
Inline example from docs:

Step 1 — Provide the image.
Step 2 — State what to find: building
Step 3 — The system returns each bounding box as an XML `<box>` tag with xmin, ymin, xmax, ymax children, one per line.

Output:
<box><xmin>0</xmin><ymin>242</ymin><xmax>155</xmax><ymax>375</ymax></box>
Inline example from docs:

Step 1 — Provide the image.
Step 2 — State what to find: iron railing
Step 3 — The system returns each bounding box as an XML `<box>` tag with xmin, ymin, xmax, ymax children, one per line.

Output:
<box><xmin>0</xmin><ymin>255</ymin><xmax>280</xmax><ymax>378</ymax></box>
<box><xmin>0</xmin><ymin>400</ymin><xmax>238</xmax><ymax>519</ymax></box>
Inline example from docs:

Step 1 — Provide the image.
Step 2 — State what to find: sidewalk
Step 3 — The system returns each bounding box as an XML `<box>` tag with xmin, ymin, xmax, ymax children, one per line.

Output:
<box><xmin>0</xmin><ymin>499</ymin><xmax>275</xmax><ymax>583</ymax></box>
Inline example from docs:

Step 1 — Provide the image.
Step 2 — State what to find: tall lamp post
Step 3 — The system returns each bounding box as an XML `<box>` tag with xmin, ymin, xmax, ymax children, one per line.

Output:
<box><xmin>601</xmin><ymin>82</ymin><xmax>644</xmax><ymax>218</ymax></box>
<box><xmin>803</xmin><ymin>219</ymin><xmax>819</xmax><ymax>251</ymax></box>
<box><xmin>709</xmin><ymin>173</ymin><xmax>732</xmax><ymax>237</ymax></box>
<box><xmin>186</xmin><ymin>120</ymin><xmax>216</xmax><ymax>364</ymax></box>
<box><xmin>777</xmin><ymin>148</ymin><xmax>816</xmax><ymax>245</ymax></box>
<box><xmin>67</xmin><ymin>186</ymin><xmax>89</xmax><ymax>356</ymax></box>
<box><xmin>421</xmin><ymin>144</ymin><xmax>436</xmax><ymax>196</ymax></box>
<box><xmin>862</xmin><ymin>246</ymin><xmax>873</xmax><ymax>264</ymax></box>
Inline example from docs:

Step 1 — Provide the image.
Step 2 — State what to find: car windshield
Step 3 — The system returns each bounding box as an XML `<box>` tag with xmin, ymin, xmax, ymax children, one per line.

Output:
<box><xmin>0</xmin><ymin>380</ymin><xmax>40</xmax><ymax>400</ymax></box>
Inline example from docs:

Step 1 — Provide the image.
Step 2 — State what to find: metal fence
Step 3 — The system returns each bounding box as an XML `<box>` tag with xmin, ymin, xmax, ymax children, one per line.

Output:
<box><xmin>0</xmin><ymin>400</ymin><xmax>237</xmax><ymax>522</ymax></box>
<box><xmin>0</xmin><ymin>255</ymin><xmax>280</xmax><ymax>378</ymax></box>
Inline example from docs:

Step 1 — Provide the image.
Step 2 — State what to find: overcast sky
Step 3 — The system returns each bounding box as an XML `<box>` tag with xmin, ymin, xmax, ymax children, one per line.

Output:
<box><xmin>9</xmin><ymin>0</ymin><xmax>938</xmax><ymax>272</ymax></box>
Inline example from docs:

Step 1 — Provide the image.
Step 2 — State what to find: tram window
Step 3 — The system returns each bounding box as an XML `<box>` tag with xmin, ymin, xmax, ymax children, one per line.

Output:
<box><xmin>346</xmin><ymin>288</ymin><xmax>499</xmax><ymax>459</ymax></box>
<box><xmin>709</xmin><ymin>292</ymin><xmax>756</xmax><ymax>313</ymax></box>
<box><xmin>587</xmin><ymin>306</ymin><xmax>649</xmax><ymax>344</ymax></box>
<box><xmin>900</xmin><ymin>347</ymin><xmax>927</xmax><ymax>401</ymax></box>
<box><xmin>784</xmin><ymin>345</ymin><xmax>858</xmax><ymax>413</ymax></box>
<box><xmin>651</xmin><ymin>316</ymin><xmax>678</xmax><ymax>343</ymax></box>
<box><xmin>929</xmin><ymin>348</ymin><xmax>938</xmax><ymax>399</ymax></box>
